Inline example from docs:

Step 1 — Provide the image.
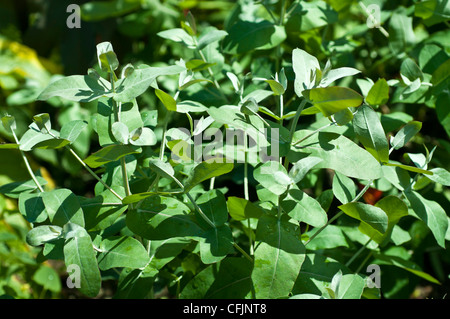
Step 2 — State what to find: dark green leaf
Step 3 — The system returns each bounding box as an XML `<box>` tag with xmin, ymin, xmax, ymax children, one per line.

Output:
<box><xmin>84</xmin><ymin>144</ymin><xmax>141</xmax><ymax>168</ymax></box>
<box><xmin>223</xmin><ymin>20</ymin><xmax>286</xmax><ymax>54</ymax></box>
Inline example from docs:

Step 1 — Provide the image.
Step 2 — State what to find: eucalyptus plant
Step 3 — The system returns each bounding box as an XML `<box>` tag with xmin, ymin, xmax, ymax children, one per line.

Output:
<box><xmin>0</xmin><ymin>1</ymin><xmax>449</xmax><ymax>300</ymax></box>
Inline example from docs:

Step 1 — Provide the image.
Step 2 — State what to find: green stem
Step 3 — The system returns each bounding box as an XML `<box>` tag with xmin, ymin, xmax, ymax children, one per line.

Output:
<box><xmin>66</xmin><ymin>146</ymin><xmax>123</xmax><ymax>201</ymax></box>
<box><xmin>355</xmin><ymin>251</ymin><xmax>374</xmax><ymax>274</ymax></box>
<box><xmin>11</xmin><ymin>129</ymin><xmax>44</xmax><ymax>193</ymax></box>
<box><xmin>233</xmin><ymin>242</ymin><xmax>253</xmax><ymax>263</ymax></box>
<box><xmin>283</xmin><ymin>98</ymin><xmax>307</xmax><ymax>170</ymax></box>
<box><xmin>345</xmin><ymin>237</ymin><xmax>372</xmax><ymax>268</ymax></box>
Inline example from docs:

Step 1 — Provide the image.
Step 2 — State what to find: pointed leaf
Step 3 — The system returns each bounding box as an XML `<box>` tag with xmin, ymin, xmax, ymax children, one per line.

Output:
<box><xmin>227</xmin><ymin>196</ymin><xmax>263</xmax><ymax>221</ymax></box>
<box><xmin>391</xmin><ymin>121</ymin><xmax>422</xmax><ymax>150</ymax></box>
<box><xmin>366</xmin><ymin>78</ymin><xmax>389</xmax><ymax>106</ymax></box>
<box><xmin>405</xmin><ymin>190</ymin><xmax>448</xmax><ymax>248</ymax></box>
<box><xmin>184</xmin><ymin>160</ymin><xmax>234</xmax><ymax>193</ymax></box>
<box><xmin>26</xmin><ymin>225</ymin><xmax>62</xmax><ymax>246</ymax></box>
<box><xmin>338</xmin><ymin>202</ymin><xmax>388</xmax><ymax>234</ymax></box>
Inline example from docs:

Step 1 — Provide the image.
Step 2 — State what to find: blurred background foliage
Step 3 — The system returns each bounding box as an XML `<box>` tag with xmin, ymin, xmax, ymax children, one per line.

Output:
<box><xmin>0</xmin><ymin>0</ymin><xmax>449</xmax><ymax>298</ymax></box>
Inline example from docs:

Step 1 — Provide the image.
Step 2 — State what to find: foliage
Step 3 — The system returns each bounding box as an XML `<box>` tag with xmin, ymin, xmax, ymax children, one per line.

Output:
<box><xmin>0</xmin><ymin>0</ymin><xmax>449</xmax><ymax>299</ymax></box>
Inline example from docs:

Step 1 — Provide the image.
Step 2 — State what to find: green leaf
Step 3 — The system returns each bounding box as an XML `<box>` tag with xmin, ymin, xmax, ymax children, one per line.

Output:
<box><xmin>196</xmin><ymin>189</ymin><xmax>228</xmax><ymax>228</ymax></box>
<box><xmin>32</xmin><ymin>113</ymin><xmax>51</xmax><ymax>133</ymax></box>
<box><xmin>26</xmin><ymin>225</ymin><xmax>62</xmax><ymax>246</ymax></box>
<box><xmin>404</xmin><ymin>190</ymin><xmax>448</xmax><ymax>248</ymax></box>
<box><xmin>32</xmin><ymin>265</ymin><xmax>61</xmax><ymax>293</ymax></box>
<box><xmin>96</xmin><ymin>97</ymin><xmax>144</xmax><ymax>147</ymax></box>
<box><xmin>353</xmin><ymin>104</ymin><xmax>389</xmax><ymax>163</ymax></box>
<box><xmin>366</xmin><ymin>79</ymin><xmax>389</xmax><ymax>106</ymax></box>
<box><xmin>37</xmin><ymin>75</ymin><xmax>111</xmax><ymax>102</ymax></box>
<box><xmin>292</xmin><ymin>254</ymin><xmax>349</xmax><ymax>296</ymax></box>
<box><xmin>0</xmin><ymin>177</ymin><xmax>47</xmax><ymax>198</ymax></box>
<box><xmin>373</xmin><ymin>249</ymin><xmax>440</xmax><ymax>284</ymax></box>
<box><xmin>415</xmin><ymin>0</ymin><xmax>450</xmax><ymax>26</ymax></box>
<box><xmin>155</xmin><ymin>88</ymin><xmax>177</xmax><ymax>111</ymax></box>
<box><xmin>359</xmin><ymin>196</ymin><xmax>409</xmax><ymax>245</ymax></box>
<box><xmin>281</xmin><ymin>185</ymin><xmax>328</xmax><ymax>228</ymax></box>
<box><xmin>389</xmin><ymin>9</ymin><xmax>416</xmax><ymax>54</ymax></box>
<box><xmin>227</xmin><ymin>196</ymin><xmax>263</xmax><ymax>221</ymax></box>
<box><xmin>331</xmin><ymin>273</ymin><xmax>365</xmax><ymax>299</ymax></box>
<box><xmin>400</xmin><ymin>58</ymin><xmax>424</xmax><ymax>82</ymax></box>
<box><xmin>129</xmin><ymin>127</ymin><xmax>157</xmax><ymax>146</ymax></box>
<box><xmin>289</xmin><ymin>156</ymin><xmax>322</xmax><ymax>184</ymax></box>
<box><xmin>197</xmin><ymin>29</ymin><xmax>228</xmax><ymax>50</ymax></box>
<box><xmin>223</xmin><ymin>20</ymin><xmax>286</xmax><ymax>54</ymax></box>
<box><xmin>199</xmin><ymin>225</ymin><xmax>234</xmax><ymax>264</ymax></box>
<box><xmin>305</xmin><ymin>225</ymin><xmax>349</xmax><ymax>250</ymax></box>
<box><xmin>290</xmin><ymin>131</ymin><xmax>382</xmax><ymax>180</ymax></box>
<box><xmin>320</xmin><ymin>67</ymin><xmax>361</xmax><ymax>88</ymax></box>
<box><xmin>63</xmin><ymin>223</ymin><xmax>101</xmax><ymax>298</ymax></box>
<box><xmin>185</xmin><ymin>59</ymin><xmax>216</xmax><ymax>72</ymax></box>
<box><xmin>338</xmin><ymin>202</ymin><xmax>388</xmax><ymax>235</ymax></box>
<box><xmin>97</xmin><ymin>236</ymin><xmax>150</xmax><ymax>270</ymax></box>
<box><xmin>84</xmin><ymin>144</ymin><xmax>141</xmax><ymax>168</ymax></box>
<box><xmin>126</xmin><ymin>196</ymin><xmax>202</xmax><ymax>240</ymax></box>
<box><xmin>184</xmin><ymin>160</ymin><xmax>234</xmax><ymax>193</ymax></box>
<box><xmin>180</xmin><ymin>257</ymin><xmax>253</xmax><ymax>299</ymax></box>
<box><xmin>286</xmin><ymin>1</ymin><xmax>338</xmax><ymax>32</ymax></box>
<box><xmin>111</xmin><ymin>122</ymin><xmax>129</xmax><ymax>144</ymax></box>
<box><xmin>252</xmin><ymin>215</ymin><xmax>306</xmax><ymax>299</ymax></box>
<box><xmin>42</xmin><ymin>188</ymin><xmax>85</xmax><ymax>227</ymax></box>
<box><xmin>18</xmin><ymin>192</ymin><xmax>48</xmax><ymax>223</ymax></box>
<box><xmin>81</xmin><ymin>0</ymin><xmax>140</xmax><ymax>21</ymax></box>
<box><xmin>390</xmin><ymin>121</ymin><xmax>422</xmax><ymax>150</ymax></box>
<box><xmin>305</xmin><ymin>87</ymin><xmax>363</xmax><ymax>117</ymax></box>
<box><xmin>18</xmin><ymin>128</ymin><xmax>57</xmax><ymax>151</ymax></box>
<box><xmin>426</xmin><ymin>167</ymin><xmax>450</xmax><ymax>186</ymax></box>
<box><xmin>60</xmin><ymin>120</ymin><xmax>88</xmax><ymax>144</ymax></box>
<box><xmin>1</xmin><ymin>114</ymin><xmax>16</xmax><ymax>133</ymax></box>
<box><xmin>265</xmin><ymin>79</ymin><xmax>285</xmax><ymax>96</ymax></box>
<box><xmin>121</xmin><ymin>189</ymin><xmax>183</xmax><ymax>205</ymax></box>
<box><xmin>292</xmin><ymin>48</ymin><xmax>320</xmax><ymax>96</ymax></box>
<box><xmin>157</xmin><ymin>28</ymin><xmax>195</xmax><ymax>47</ymax></box>
<box><xmin>113</xmin><ymin>64</ymin><xmax>185</xmax><ymax>103</ymax></box>
<box><xmin>114</xmin><ymin>266</ymin><xmax>157</xmax><ymax>299</ymax></box>
<box><xmin>148</xmin><ymin>238</ymin><xmax>191</xmax><ymax>270</ymax></box>
<box><xmin>253</xmin><ymin>161</ymin><xmax>292</xmax><ymax>196</ymax></box>
<box><xmin>333</xmin><ymin>108</ymin><xmax>354</xmax><ymax>126</ymax></box>
<box><xmin>332</xmin><ymin>171</ymin><xmax>356</xmax><ymax>205</ymax></box>
<box><xmin>96</xmin><ymin>42</ymin><xmax>119</xmax><ymax>72</ymax></box>
<box><xmin>81</xmin><ymin>187</ymin><xmax>127</xmax><ymax>231</ymax></box>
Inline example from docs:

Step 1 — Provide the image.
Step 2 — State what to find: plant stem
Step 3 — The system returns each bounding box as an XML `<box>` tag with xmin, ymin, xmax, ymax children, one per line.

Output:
<box><xmin>345</xmin><ymin>237</ymin><xmax>372</xmax><ymax>268</ymax></box>
<box><xmin>355</xmin><ymin>251</ymin><xmax>374</xmax><ymax>274</ymax></box>
<box><xmin>283</xmin><ymin>98</ymin><xmax>307</xmax><ymax>170</ymax></box>
<box><xmin>305</xmin><ymin>179</ymin><xmax>374</xmax><ymax>246</ymax></box>
<box><xmin>65</xmin><ymin>146</ymin><xmax>123</xmax><ymax>201</ymax></box>
<box><xmin>11</xmin><ymin>129</ymin><xmax>44</xmax><ymax>192</ymax></box>
<box><xmin>233</xmin><ymin>242</ymin><xmax>253</xmax><ymax>263</ymax></box>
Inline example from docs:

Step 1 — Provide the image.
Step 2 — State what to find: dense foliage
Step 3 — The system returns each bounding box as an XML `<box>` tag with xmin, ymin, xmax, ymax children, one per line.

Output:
<box><xmin>0</xmin><ymin>0</ymin><xmax>449</xmax><ymax>299</ymax></box>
